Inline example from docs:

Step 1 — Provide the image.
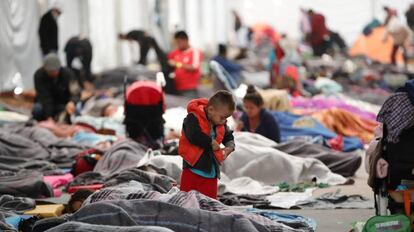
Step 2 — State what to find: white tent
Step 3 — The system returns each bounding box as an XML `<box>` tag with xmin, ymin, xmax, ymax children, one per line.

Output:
<box><xmin>0</xmin><ymin>0</ymin><xmax>412</xmax><ymax>90</ymax></box>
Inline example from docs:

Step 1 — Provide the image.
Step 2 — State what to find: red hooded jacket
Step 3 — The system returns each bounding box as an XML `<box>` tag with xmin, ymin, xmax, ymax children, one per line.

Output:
<box><xmin>178</xmin><ymin>99</ymin><xmax>225</xmax><ymax>166</ymax></box>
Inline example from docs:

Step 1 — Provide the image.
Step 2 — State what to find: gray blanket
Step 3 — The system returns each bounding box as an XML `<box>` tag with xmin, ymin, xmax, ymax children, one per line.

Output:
<box><xmin>222</xmin><ymin>132</ymin><xmax>347</xmax><ymax>185</ymax></box>
<box><xmin>104</xmin><ymin>168</ymin><xmax>175</xmax><ymax>192</ymax></box>
<box><xmin>0</xmin><ymin>131</ymin><xmax>49</xmax><ymax>160</ymax></box>
<box><xmin>52</xmin><ymin>199</ymin><xmax>298</xmax><ymax>232</ymax></box>
<box><xmin>69</xmin><ymin>167</ymin><xmax>175</xmax><ymax>194</ymax></box>
<box><xmin>45</xmin><ymin>222</ymin><xmax>174</xmax><ymax>232</ymax></box>
<box><xmin>141</xmin><ymin>132</ymin><xmax>347</xmax><ymax>186</ymax></box>
<box><xmin>1</xmin><ymin>126</ymin><xmax>90</xmax><ymax>168</ymax></box>
<box><xmin>275</xmin><ymin>139</ymin><xmax>362</xmax><ymax>177</ymax></box>
<box><xmin>94</xmin><ymin>139</ymin><xmax>147</xmax><ymax>176</ymax></box>
<box><xmin>0</xmin><ymin>195</ymin><xmax>36</xmax><ymax>213</ymax></box>
<box><xmin>82</xmin><ymin>187</ymin><xmax>312</xmax><ymax>231</ymax></box>
<box><xmin>0</xmin><ymin>170</ymin><xmax>53</xmax><ymax>198</ymax></box>
<box><xmin>0</xmin><ymin>154</ymin><xmax>56</xmax><ymax>172</ymax></box>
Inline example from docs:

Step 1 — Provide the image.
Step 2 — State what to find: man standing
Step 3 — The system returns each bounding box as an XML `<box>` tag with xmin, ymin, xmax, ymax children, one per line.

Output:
<box><xmin>383</xmin><ymin>6</ymin><xmax>411</xmax><ymax>66</ymax></box>
<box><xmin>32</xmin><ymin>53</ymin><xmax>81</xmax><ymax>123</ymax></box>
<box><xmin>308</xmin><ymin>9</ymin><xmax>330</xmax><ymax>56</ymax></box>
<box><xmin>39</xmin><ymin>7</ymin><xmax>61</xmax><ymax>55</ymax></box>
<box><xmin>168</xmin><ymin>31</ymin><xmax>203</xmax><ymax>98</ymax></box>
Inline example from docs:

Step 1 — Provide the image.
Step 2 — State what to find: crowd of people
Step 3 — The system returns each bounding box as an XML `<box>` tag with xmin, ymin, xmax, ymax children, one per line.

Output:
<box><xmin>2</xmin><ymin>3</ymin><xmax>413</xmax><ymax>231</ymax></box>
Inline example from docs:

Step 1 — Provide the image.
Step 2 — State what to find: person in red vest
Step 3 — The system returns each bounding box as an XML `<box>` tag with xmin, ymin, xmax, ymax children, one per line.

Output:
<box><xmin>168</xmin><ymin>31</ymin><xmax>203</xmax><ymax>99</ymax></box>
<box><xmin>179</xmin><ymin>90</ymin><xmax>236</xmax><ymax>199</ymax></box>
<box><xmin>308</xmin><ymin>9</ymin><xmax>330</xmax><ymax>56</ymax></box>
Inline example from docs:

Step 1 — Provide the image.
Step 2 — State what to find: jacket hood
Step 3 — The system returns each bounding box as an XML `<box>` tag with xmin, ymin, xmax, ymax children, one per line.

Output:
<box><xmin>187</xmin><ymin>98</ymin><xmax>208</xmax><ymax>117</ymax></box>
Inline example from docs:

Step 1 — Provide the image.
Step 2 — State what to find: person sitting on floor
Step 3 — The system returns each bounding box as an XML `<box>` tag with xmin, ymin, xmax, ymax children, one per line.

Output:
<box><xmin>32</xmin><ymin>53</ymin><xmax>81</xmax><ymax>123</ymax></box>
<box><xmin>237</xmin><ymin>85</ymin><xmax>281</xmax><ymax>143</ymax></box>
<box><xmin>212</xmin><ymin>44</ymin><xmax>242</xmax><ymax>88</ymax></box>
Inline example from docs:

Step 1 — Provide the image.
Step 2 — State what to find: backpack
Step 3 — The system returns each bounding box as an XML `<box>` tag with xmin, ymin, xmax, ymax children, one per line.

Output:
<box><xmin>366</xmin><ymin>136</ymin><xmax>384</xmax><ymax>189</ymax></box>
<box><xmin>366</xmin><ymin>124</ymin><xmax>385</xmax><ymax>189</ymax></box>
<box><xmin>124</xmin><ymin>80</ymin><xmax>165</xmax><ymax>148</ymax></box>
<box><xmin>363</xmin><ymin>214</ymin><xmax>411</xmax><ymax>232</ymax></box>
<box><xmin>71</xmin><ymin>149</ymin><xmax>102</xmax><ymax>176</ymax></box>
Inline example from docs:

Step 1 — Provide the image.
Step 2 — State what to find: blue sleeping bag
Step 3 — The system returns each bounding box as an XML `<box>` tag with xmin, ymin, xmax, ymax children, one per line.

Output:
<box><xmin>271</xmin><ymin>111</ymin><xmax>363</xmax><ymax>152</ymax></box>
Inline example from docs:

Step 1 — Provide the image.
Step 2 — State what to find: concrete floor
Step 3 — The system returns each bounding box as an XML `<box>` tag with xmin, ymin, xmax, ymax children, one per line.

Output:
<box><xmin>282</xmin><ymin>208</ymin><xmax>374</xmax><ymax>232</ymax></box>
<box><xmin>278</xmin><ymin>154</ymin><xmax>375</xmax><ymax>231</ymax></box>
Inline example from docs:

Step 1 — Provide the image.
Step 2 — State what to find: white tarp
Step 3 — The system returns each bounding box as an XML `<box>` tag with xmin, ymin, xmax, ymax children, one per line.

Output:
<box><xmin>0</xmin><ymin>0</ymin><xmax>42</xmax><ymax>91</ymax></box>
<box><xmin>1</xmin><ymin>0</ymin><xmax>413</xmax><ymax>90</ymax></box>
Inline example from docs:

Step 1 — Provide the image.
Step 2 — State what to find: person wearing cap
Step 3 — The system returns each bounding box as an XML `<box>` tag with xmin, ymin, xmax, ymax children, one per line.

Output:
<box><xmin>39</xmin><ymin>7</ymin><xmax>61</xmax><ymax>55</ymax></box>
<box><xmin>32</xmin><ymin>53</ymin><xmax>81</xmax><ymax>122</ymax></box>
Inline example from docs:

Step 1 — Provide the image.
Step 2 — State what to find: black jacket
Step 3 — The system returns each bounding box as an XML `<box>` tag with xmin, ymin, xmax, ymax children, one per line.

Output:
<box><xmin>39</xmin><ymin>10</ymin><xmax>58</xmax><ymax>55</ymax></box>
<box><xmin>34</xmin><ymin>67</ymin><xmax>80</xmax><ymax>119</ymax></box>
<box><xmin>182</xmin><ymin>113</ymin><xmax>235</xmax><ymax>178</ymax></box>
<box><xmin>64</xmin><ymin>36</ymin><xmax>93</xmax><ymax>82</ymax></box>
<box><xmin>406</xmin><ymin>8</ymin><xmax>414</xmax><ymax>29</ymax></box>
<box><xmin>126</xmin><ymin>30</ymin><xmax>154</xmax><ymax>65</ymax></box>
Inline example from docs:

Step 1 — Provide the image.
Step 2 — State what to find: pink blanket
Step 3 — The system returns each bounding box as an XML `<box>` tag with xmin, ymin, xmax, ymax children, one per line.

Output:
<box><xmin>44</xmin><ymin>173</ymin><xmax>74</xmax><ymax>189</ymax></box>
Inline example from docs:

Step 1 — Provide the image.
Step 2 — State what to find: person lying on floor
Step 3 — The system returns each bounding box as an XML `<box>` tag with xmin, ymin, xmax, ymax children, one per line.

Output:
<box><xmin>32</xmin><ymin>53</ymin><xmax>81</xmax><ymax>123</ymax></box>
<box><xmin>179</xmin><ymin>90</ymin><xmax>236</xmax><ymax>199</ymax></box>
<box><xmin>237</xmin><ymin>85</ymin><xmax>281</xmax><ymax>143</ymax></box>
<box><xmin>63</xmin><ymin>189</ymin><xmax>93</xmax><ymax>214</ymax></box>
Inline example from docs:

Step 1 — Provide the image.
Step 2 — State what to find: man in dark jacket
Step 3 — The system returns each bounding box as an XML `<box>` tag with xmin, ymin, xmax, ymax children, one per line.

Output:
<box><xmin>118</xmin><ymin>30</ymin><xmax>175</xmax><ymax>94</ymax></box>
<box><xmin>64</xmin><ymin>36</ymin><xmax>93</xmax><ymax>83</ymax></box>
<box><xmin>118</xmin><ymin>30</ymin><xmax>154</xmax><ymax>65</ymax></box>
<box><xmin>32</xmin><ymin>53</ymin><xmax>81</xmax><ymax>122</ymax></box>
<box><xmin>406</xmin><ymin>4</ymin><xmax>414</xmax><ymax>32</ymax></box>
<box><xmin>39</xmin><ymin>7</ymin><xmax>61</xmax><ymax>55</ymax></box>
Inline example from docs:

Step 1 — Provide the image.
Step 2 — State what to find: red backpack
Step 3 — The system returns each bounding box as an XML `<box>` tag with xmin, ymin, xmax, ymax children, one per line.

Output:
<box><xmin>71</xmin><ymin>149</ymin><xmax>103</xmax><ymax>176</ymax></box>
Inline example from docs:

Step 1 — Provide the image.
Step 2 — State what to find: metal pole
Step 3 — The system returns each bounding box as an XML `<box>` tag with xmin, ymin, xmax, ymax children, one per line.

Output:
<box><xmin>371</xmin><ymin>0</ymin><xmax>376</xmax><ymax>20</ymax></box>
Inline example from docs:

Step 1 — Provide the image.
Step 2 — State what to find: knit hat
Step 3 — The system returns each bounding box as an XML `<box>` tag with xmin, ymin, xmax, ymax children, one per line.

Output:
<box><xmin>43</xmin><ymin>53</ymin><xmax>61</xmax><ymax>72</ymax></box>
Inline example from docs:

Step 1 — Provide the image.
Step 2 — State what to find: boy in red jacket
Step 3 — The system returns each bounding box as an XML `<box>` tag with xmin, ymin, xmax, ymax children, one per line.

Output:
<box><xmin>179</xmin><ymin>90</ymin><xmax>236</xmax><ymax>199</ymax></box>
